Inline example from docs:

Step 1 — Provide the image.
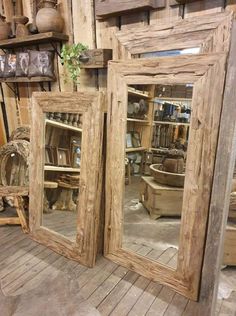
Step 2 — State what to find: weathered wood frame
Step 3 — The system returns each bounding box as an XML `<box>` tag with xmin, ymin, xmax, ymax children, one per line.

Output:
<box><xmin>113</xmin><ymin>12</ymin><xmax>232</xmax><ymax>59</ymax></box>
<box><xmin>105</xmin><ymin>53</ymin><xmax>227</xmax><ymax>301</ymax></box>
<box><xmin>29</xmin><ymin>92</ymin><xmax>105</xmax><ymax>268</ymax></box>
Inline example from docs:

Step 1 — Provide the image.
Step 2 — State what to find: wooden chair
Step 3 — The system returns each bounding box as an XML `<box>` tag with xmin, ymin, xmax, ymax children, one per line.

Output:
<box><xmin>0</xmin><ymin>186</ymin><xmax>28</xmax><ymax>233</ymax></box>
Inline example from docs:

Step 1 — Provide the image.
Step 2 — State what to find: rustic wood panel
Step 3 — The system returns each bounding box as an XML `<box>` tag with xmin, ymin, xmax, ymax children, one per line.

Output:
<box><xmin>183</xmin><ymin>20</ymin><xmax>236</xmax><ymax>316</ymax></box>
<box><xmin>150</xmin><ymin>0</ymin><xmax>183</xmax><ymax>24</ymax></box>
<box><xmin>184</xmin><ymin>0</ymin><xmax>224</xmax><ymax>17</ymax></box>
<box><xmin>72</xmin><ymin>0</ymin><xmax>97</xmax><ymax>91</ymax></box>
<box><xmin>95</xmin><ymin>0</ymin><xmax>166</xmax><ymax>19</ymax></box>
<box><xmin>57</xmin><ymin>0</ymin><xmax>74</xmax><ymax>92</ymax></box>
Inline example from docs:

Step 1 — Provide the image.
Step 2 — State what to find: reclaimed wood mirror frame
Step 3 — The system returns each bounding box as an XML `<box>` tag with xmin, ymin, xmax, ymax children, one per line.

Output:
<box><xmin>113</xmin><ymin>12</ymin><xmax>232</xmax><ymax>59</ymax></box>
<box><xmin>29</xmin><ymin>92</ymin><xmax>104</xmax><ymax>267</ymax></box>
<box><xmin>105</xmin><ymin>53</ymin><xmax>228</xmax><ymax>300</ymax></box>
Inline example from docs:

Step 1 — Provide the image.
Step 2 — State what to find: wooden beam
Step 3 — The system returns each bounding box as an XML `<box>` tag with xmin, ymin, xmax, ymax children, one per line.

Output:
<box><xmin>80</xmin><ymin>49</ymin><xmax>113</xmax><ymax>69</ymax></box>
<box><xmin>72</xmin><ymin>0</ymin><xmax>97</xmax><ymax>90</ymax></box>
<box><xmin>0</xmin><ymin>32</ymin><xmax>69</xmax><ymax>50</ymax></box>
<box><xmin>183</xmin><ymin>21</ymin><xmax>236</xmax><ymax>316</ymax></box>
<box><xmin>170</xmin><ymin>0</ymin><xmax>202</xmax><ymax>5</ymax></box>
<box><xmin>95</xmin><ymin>0</ymin><xmax>166</xmax><ymax>19</ymax></box>
<box><xmin>2</xmin><ymin>0</ymin><xmax>14</xmax><ymax>22</ymax></box>
<box><xmin>0</xmin><ymin>218</ymin><xmax>21</xmax><ymax>225</ymax></box>
<box><xmin>0</xmin><ymin>186</ymin><xmax>29</xmax><ymax>196</ymax></box>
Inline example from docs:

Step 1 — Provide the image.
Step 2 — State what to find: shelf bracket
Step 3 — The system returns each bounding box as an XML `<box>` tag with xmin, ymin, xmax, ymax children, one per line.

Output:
<box><xmin>5</xmin><ymin>82</ymin><xmax>19</xmax><ymax>100</ymax></box>
<box><xmin>39</xmin><ymin>82</ymin><xmax>47</xmax><ymax>92</ymax></box>
<box><xmin>50</xmin><ymin>42</ymin><xmax>62</xmax><ymax>59</ymax></box>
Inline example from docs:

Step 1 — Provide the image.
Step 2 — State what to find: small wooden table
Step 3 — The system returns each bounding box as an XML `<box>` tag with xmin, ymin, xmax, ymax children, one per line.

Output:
<box><xmin>52</xmin><ymin>183</ymin><xmax>79</xmax><ymax>212</ymax></box>
<box><xmin>140</xmin><ymin>176</ymin><xmax>184</xmax><ymax>220</ymax></box>
<box><xmin>44</xmin><ymin>181</ymin><xmax>58</xmax><ymax>214</ymax></box>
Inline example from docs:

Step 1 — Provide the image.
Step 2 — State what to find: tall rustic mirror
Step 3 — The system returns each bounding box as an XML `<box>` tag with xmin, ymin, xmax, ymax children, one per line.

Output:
<box><xmin>105</xmin><ymin>54</ymin><xmax>227</xmax><ymax>300</ymax></box>
<box><xmin>29</xmin><ymin>92</ymin><xmax>104</xmax><ymax>267</ymax></box>
<box><xmin>124</xmin><ymin>83</ymin><xmax>192</xmax><ymax>270</ymax></box>
<box><xmin>43</xmin><ymin>112</ymin><xmax>83</xmax><ymax>241</ymax></box>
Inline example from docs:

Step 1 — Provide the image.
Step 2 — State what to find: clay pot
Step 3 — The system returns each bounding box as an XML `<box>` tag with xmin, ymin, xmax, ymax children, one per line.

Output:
<box><xmin>162</xmin><ymin>157</ymin><xmax>184</xmax><ymax>174</ymax></box>
<box><xmin>161</xmin><ymin>149</ymin><xmax>185</xmax><ymax>174</ymax></box>
<box><xmin>14</xmin><ymin>16</ymin><xmax>30</xmax><ymax>37</ymax></box>
<box><xmin>36</xmin><ymin>0</ymin><xmax>64</xmax><ymax>33</ymax></box>
<box><xmin>0</xmin><ymin>15</ymin><xmax>11</xmax><ymax>40</ymax></box>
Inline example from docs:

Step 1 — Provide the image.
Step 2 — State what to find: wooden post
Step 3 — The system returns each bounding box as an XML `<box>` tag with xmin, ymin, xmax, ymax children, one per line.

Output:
<box><xmin>183</xmin><ymin>21</ymin><xmax>236</xmax><ymax>316</ymax></box>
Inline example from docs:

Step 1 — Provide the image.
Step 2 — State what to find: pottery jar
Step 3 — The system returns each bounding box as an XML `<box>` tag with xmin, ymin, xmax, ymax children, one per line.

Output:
<box><xmin>0</xmin><ymin>15</ymin><xmax>11</xmax><ymax>40</ymax></box>
<box><xmin>36</xmin><ymin>0</ymin><xmax>64</xmax><ymax>33</ymax></box>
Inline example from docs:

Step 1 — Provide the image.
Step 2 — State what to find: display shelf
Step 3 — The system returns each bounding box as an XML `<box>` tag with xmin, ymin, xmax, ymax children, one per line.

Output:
<box><xmin>153</xmin><ymin>97</ymin><xmax>192</xmax><ymax>102</ymax></box>
<box><xmin>150</xmin><ymin>147</ymin><xmax>169</xmax><ymax>152</ymax></box>
<box><xmin>153</xmin><ymin>121</ymin><xmax>190</xmax><ymax>127</ymax></box>
<box><xmin>126</xmin><ymin>147</ymin><xmax>146</xmax><ymax>153</ymax></box>
<box><xmin>127</xmin><ymin>118</ymin><xmax>150</xmax><ymax>123</ymax></box>
<box><xmin>0</xmin><ymin>77</ymin><xmax>55</xmax><ymax>83</ymax></box>
<box><xmin>0</xmin><ymin>32</ymin><xmax>69</xmax><ymax>49</ymax></box>
<box><xmin>45</xmin><ymin>119</ymin><xmax>82</xmax><ymax>132</ymax></box>
<box><xmin>128</xmin><ymin>88</ymin><xmax>150</xmax><ymax>99</ymax></box>
<box><xmin>44</xmin><ymin>166</ymin><xmax>80</xmax><ymax>172</ymax></box>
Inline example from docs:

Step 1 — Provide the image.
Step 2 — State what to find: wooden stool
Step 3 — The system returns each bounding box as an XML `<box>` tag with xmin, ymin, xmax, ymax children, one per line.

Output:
<box><xmin>52</xmin><ymin>183</ymin><xmax>79</xmax><ymax>212</ymax></box>
<box><xmin>140</xmin><ymin>176</ymin><xmax>183</xmax><ymax>220</ymax></box>
<box><xmin>0</xmin><ymin>186</ymin><xmax>28</xmax><ymax>233</ymax></box>
<box><xmin>44</xmin><ymin>181</ymin><xmax>58</xmax><ymax>214</ymax></box>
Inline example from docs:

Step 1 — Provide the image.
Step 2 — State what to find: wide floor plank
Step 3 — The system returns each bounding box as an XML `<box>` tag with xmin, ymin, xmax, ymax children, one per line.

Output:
<box><xmin>0</xmin><ymin>227</ymin><xmax>235</xmax><ymax>316</ymax></box>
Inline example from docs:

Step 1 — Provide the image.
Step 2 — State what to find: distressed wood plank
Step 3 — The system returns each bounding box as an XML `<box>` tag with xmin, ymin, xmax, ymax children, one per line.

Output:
<box><xmin>184</xmin><ymin>21</ymin><xmax>236</xmax><ymax>316</ymax></box>
<box><xmin>184</xmin><ymin>0</ymin><xmax>224</xmax><ymax>18</ymax></box>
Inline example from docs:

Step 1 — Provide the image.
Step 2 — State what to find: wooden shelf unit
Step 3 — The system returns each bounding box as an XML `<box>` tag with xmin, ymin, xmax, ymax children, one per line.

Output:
<box><xmin>128</xmin><ymin>88</ymin><xmax>150</xmax><ymax>99</ymax></box>
<box><xmin>126</xmin><ymin>86</ymin><xmax>154</xmax><ymax>160</ymax></box>
<box><xmin>45</xmin><ymin>119</ymin><xmax>82</xmax><ymax>133</ymax></box>
<box><xmin>44</xmin><ymin>166</ymin><xmax>80</xmax><ymax>173</ymax></box>
<box><xmin>127</xmin><ymin>118</ymin><xmax>150</xmax><ymax>124</ymax></box>
<box><xmin>0</xmin><ymin>32</ymin><xmax>69</xmax><ymax>50</ymax></box>
<box><xmin>152</xmin><ymin>97</ymin><xmax>192</xmax><ymax>102</ymax></box>
<box><xmin>126</xmin><ymin>147</ymin><xmax>147</xmax><ymax>153</ymax></box>
<box><xmin>153</xmin><ymin>121</ymin><xmax>190</xmax><ymax>126</ymax></box>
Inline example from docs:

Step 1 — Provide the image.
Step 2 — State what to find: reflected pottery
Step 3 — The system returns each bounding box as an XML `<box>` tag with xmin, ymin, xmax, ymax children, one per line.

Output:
<box><xmin>150</xmin><ymin>164</ymin><xmax>185</xmax><ymax>188</ymax></box>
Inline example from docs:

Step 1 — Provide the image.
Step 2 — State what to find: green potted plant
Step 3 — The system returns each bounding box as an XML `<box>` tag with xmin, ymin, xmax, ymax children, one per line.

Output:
<box><xmin>61</xmin><ymin>43</ymin><xmax>88</xmax><ymax>84</ymax></box>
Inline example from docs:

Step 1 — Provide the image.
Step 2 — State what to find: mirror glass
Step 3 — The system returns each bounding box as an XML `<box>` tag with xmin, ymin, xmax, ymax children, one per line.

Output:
<box><xmin>138</xmin><ymin>47</ymin><xmax>200</xmax><ymax>58</ymax></box>
<box><xmin>123</xmin><ymin>84</ymin><xmax>193</xmax><ymax>269</ymax></box>
<box><xmin>42</xmin><ymin>112</ymin><xmax>82</xmax><ymax>241</ymax></box>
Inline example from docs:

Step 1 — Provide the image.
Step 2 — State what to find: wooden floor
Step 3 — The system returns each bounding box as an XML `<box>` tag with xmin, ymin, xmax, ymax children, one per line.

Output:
<box><xmin>0</xmin><ymin>226</ymin><xmax>236</xmax><ymax>316</ymax></box>
<box><xmin>43</xmin><ymin>210</ymin><xmax>77</xmax><ymax>240</ymax></box>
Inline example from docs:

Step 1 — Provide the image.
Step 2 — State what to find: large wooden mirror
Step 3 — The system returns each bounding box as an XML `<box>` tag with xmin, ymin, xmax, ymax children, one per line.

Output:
<box><xmin>29</xmin><ymin>92</ymin><xmax>104</xmax><ymax>267</ymax></box>
<box><xmin>114</xmin><ymin>12</ymin><xmax>232</xmax><ymax>59</ymax></box>
<box><xmin>105</xmin><ymin>54</ymin><xmax>227</xmax><ymax>300</ymax></box>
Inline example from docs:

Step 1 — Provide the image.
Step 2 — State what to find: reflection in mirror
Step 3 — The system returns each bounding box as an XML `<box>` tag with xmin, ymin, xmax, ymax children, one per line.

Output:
<box><xmin>42</xmin><ymin>112</ymin><xmax>82</xmax><ymax>241</ymax></box>
<box><xmin>137</xmin><ymin>47</ymin><xmax>200</xmax><ymax>59</ymax></box>
<box><xmin>123</xmin><ymin>84</ymin><xmax>193</xmax><ymax>269</ymax></box>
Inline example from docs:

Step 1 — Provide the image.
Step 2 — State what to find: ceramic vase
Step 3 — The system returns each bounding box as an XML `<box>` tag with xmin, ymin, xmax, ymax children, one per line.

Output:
<box><xmin>36</xmin><ymin>0</ymin><xmax>64</xmax><ymax>33</ymax></box>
